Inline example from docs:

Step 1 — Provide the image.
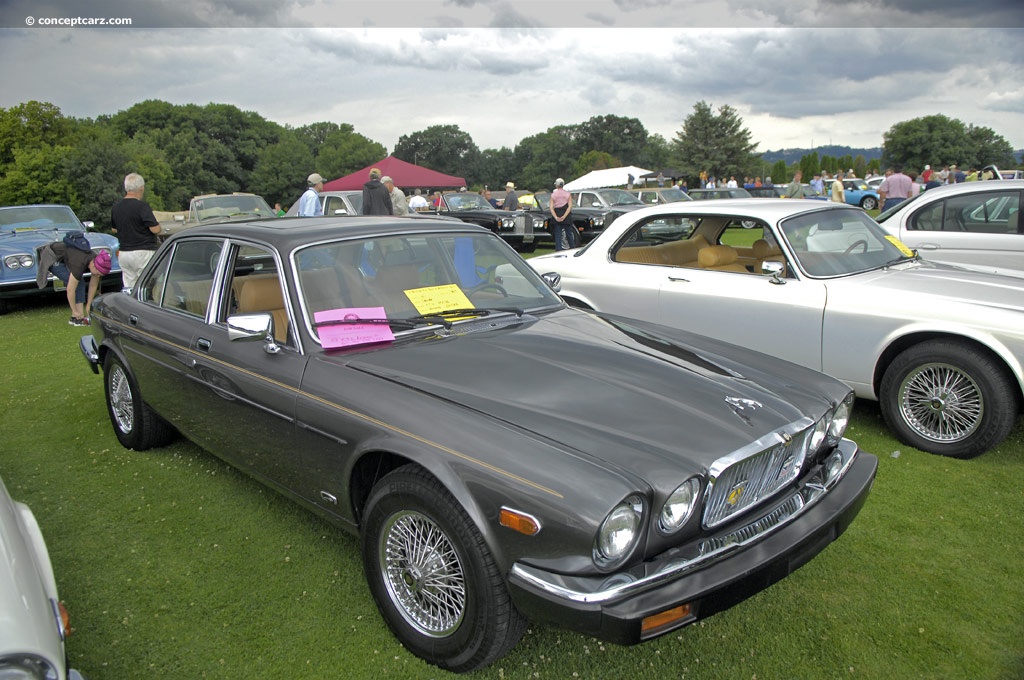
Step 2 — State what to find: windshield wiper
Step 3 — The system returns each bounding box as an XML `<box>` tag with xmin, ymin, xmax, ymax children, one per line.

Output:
<box><xmin>315</xmin><ymin>308</ymin><xmax>525</xmax><ymax>332</ymax></box>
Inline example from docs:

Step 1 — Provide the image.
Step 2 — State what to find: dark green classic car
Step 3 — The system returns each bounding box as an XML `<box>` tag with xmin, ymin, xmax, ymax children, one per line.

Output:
<box><xmin>80</xmin><ymin>217</ymin><xmax>876</xmax><ymax>672</ymax></box>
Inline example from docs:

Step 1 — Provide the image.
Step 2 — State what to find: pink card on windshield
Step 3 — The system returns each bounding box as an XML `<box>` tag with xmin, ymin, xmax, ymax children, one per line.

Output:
<box><xmin>315</xmin><ymin>307</ymin><xmax>394</xmax><ymax>349</ymax></box>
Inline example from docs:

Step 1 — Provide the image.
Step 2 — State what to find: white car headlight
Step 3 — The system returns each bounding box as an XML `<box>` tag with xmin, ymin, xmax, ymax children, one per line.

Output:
<box><xmin>659</xmin><ymin>477</ymin><xmax>701</xmax><ymax>533</ymax></box>
<box><xmin>828</xmin><ymin>393</ymin><xmax>854</xmax><ymax>444</ymax></box>
<box><xmin>595</xmin><ymin>495</ymin><xmax>643</xmax><ymax>564</ymax></box>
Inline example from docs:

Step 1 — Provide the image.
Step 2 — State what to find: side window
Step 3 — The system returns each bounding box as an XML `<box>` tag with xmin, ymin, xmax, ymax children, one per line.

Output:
<box><xmin>138</xmin><ymin>249</ymin><xmax>171</xmax><ymax>305</ymax></box>
<box><xmin>226</xmin><ymin>244</ymin><xmax>291</xmax><ymax>346</ymax></box>
<box><xmin>948</xmin><ymin>192</ymin><xmax>1020</xmax><ymax>233</ymax></box>
<box><xmin>719</xmin><ymin>221</ymin><xmax>765</xmax><ymax>247</ymax></box>
<box><xmin>910</xmin><ymin>202</ymin><xmax>944</xmax><ymax>231</ymax></box>
<box><xmin>324</xmin><ymin>196</ymin><xmax>349</xmax><ymax>215</ymax></box>
<box><xmin>145</xmin><ymin>240</ymin><xmax>223</xmax><ymax>317</ymax></box>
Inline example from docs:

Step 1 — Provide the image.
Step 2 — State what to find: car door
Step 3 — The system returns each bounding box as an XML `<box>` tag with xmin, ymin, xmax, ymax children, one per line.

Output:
<box><xmin>183</xmin><ymin>241</ymin><xmax>313</xmax><ymax>494</ymax></box>
<box><xmin>899</xmin><ymin>189</ymin><xmax>1023</xmax><ymax>274</ymax></box>
<box><xmin>124</xmin><ymin>238</ymin><xmax>227</xmax><ymax>430</ymax></box>
<box><xmin>656</xmin><ymin>222</ymin><xmax>828</xmax><ymax>371</ymax></box>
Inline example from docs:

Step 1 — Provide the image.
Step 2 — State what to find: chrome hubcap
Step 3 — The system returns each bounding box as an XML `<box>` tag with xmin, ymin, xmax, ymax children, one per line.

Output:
<box><xmin>109</xmin><ymin>365</ymin><xmax>134</xmax><ymax>434</ymax></box>
<box><xmin>898</xmin><ymin>362</ymin><xmax>982</xmax><ymax>443</ymax></box>
<box><xmin>380</xmin><ymin>511</ymin><xmax>465</xmax><ymax>637</ymax></box>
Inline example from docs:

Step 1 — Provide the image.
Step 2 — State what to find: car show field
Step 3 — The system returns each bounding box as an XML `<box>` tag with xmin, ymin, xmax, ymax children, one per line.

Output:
<box><xmin>1</xmin><ymin>256</ymin><xmax>1021</xmax><ymax>679</ymax></box>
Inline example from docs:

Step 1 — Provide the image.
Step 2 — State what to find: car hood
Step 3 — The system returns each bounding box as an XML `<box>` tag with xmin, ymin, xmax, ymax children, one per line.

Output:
<box><xmin>0</xmin><ymin>226</ymin><xmax>117</xmax><ymax>253</ymax></box>
<box><xmin>842</xmin><ymin>260</ymin><xmax>1024</xmax><ymax>313</ymax></box>
<box><xmin>338</xmin><ymin>310</ymin><xmax>838</xmax><ymax>473</ymax></box>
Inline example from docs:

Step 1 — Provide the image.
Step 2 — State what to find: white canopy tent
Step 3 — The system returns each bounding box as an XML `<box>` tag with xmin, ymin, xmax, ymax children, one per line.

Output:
<box><xmin>563</xmin><ymin>166</ymin><xmax>653</xmax><ymax>191</ymax></box>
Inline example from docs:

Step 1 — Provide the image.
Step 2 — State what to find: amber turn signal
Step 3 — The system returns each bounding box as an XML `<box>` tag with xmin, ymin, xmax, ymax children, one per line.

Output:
<box><xmin>499</xmin><ymin>507</ymin><xmax>541</xmax><ymax>536</ymax></box>
<box><xmin>640</xmin><ymin>604</ymin><xmax>693</xmax><ymax>636</ymax></box>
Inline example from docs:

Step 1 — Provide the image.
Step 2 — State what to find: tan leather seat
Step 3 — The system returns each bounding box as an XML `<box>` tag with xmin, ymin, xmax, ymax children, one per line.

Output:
<box><xmin>697</xmin><ymin>245</ymin><xmax>748</xmax><ymax>273</ymax></box>
<box><xmin>237</xmin><ymin>275</ymin><xmax>288</xmax><ymax>342</ymax></box>
<box><xmin>752</xmin><ymin>238</ymin><xmax>784</xmax><ymax>274</ymax></box>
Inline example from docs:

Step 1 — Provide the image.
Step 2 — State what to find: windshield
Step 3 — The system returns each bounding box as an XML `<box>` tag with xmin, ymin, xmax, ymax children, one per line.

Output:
<box><xmin>295</xmin><ymin>231</ymin><xmax>563</xmax><ymax>344</ymax></box>
<box><xmin>779</xmin><ymin>208</ymin><xmax>913</xmax><ymax>277</ymax></box>
<box><xmin>599</xmin><ymin>189</ymin><xmax>644</xmax><ymax>206</ymax></box>
<box><xmin>193</xmin><ymin>195</ymin><xmax>276</xmax><ymax>222</ymax></box>
<box><xmin>443</xmin><ymin>193</ymin><xmax>494</xmax><ymax>211</ymax></box>
<box><xmin>0</xmin><ymin>205</ymin><xmax>81</xmax><ymax>232</ymax></box>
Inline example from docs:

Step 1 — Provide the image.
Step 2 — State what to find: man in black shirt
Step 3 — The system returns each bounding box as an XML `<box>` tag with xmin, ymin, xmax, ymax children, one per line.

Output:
<box><xmin>111</xmin><ymin>172</ymin><xmax>161</xmax><ymax>289</ymax></box>
<box><xmin>361</xmin><ymin>168</ymin><xmax>393</xmax><ymax>215</ymax></box>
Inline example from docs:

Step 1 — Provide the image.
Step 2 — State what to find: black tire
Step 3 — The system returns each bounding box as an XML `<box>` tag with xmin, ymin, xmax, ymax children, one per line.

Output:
<box><xmin>518</xmin><ymin>242</ymin><xmax>537</xmax><ymax>253</ymax></box>
<box><xmin>361</xmin><ymin>466</ymin><xmax>526</xmax><ymax>672</ymax></box>
<box><xmin>103</xmin><ymin>353</ymin><xmax>176</xmax><ymax>451</ymax></box>
<box><xmin>861</xmin><ymin>196</ymin><xmax>878</xmax><ymax>211</ymax></box>
<box><xmin>879</xmin><ymin>340</ymin><xmax>1017</xmax><ymax>458</ymax></box>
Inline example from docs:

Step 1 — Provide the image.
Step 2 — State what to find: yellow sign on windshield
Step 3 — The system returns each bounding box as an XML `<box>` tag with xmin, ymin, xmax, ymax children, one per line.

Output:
<box><xmin>884</xmin><ymin>235</ymin><xmax>915</xmax><ymax>258</ymax></box>
<box><xmin>405</xmin><ymin>284</ymin><xmax>474</xmax><ymax>315</ymax></box>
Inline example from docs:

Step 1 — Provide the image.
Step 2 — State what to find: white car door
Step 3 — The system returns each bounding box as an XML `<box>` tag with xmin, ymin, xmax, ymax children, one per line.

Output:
<box><xmin>655</xmin><ymin>268</ymin><xmax>828</xmax><ymax>371</ymax></box>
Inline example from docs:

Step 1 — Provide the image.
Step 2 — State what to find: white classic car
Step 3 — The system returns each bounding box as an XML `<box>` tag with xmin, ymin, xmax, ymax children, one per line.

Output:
<box><xmin>0</xmin><ymin>475</ymin><xmax>84</xmax><ymax>679</ymax></box>
<box><xmin>876</xmin><ymin>179</ymin><xmax>1024</xmax><ymax>277</ymax></box>
<box><xmin>529</xmin><ymin>199</ymin><xmax>1024</xmax><ymax>459</ymax></box>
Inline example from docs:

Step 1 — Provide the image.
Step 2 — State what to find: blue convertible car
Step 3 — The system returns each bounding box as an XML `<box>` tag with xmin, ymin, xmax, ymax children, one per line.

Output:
<box><xmin>0</xmin><ymin>204</ymin><xmax>122</xmax><ymax>314</ymax></box>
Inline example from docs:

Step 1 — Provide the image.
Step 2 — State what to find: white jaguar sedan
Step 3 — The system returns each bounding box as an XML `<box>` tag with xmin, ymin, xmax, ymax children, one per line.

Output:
<box><xmin>529</xmin><ymin>198</ymin><xmax>1024</xmax><ymax>459</ymax></box>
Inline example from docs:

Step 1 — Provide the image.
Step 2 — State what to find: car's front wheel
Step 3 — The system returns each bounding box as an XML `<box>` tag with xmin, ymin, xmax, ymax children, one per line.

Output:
<box><xmin>861</xmin><ymin>196</ymin><xmax>878</xmax><ymax>210</ymax></box>
<box><xmin>103</xmin><ymin>353</ymin><xmax>176</xmax><ymax>450</ymax></box>
<box><xmin>879</xmin><ymin>340</ymin><xmax>1017</xmax><ymax>458</ymax></box>
<box><xmin>361</xmin><ymin>465</ymin><xmax>526</xmax><ymax>672</ymax></box>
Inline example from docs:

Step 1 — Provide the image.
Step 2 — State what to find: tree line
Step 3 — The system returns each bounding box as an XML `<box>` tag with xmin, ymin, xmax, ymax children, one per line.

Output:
<box><xmin>0</xmin><ymin>99</ymin><xmax>1016</xmax><ymax>231</ymax></box>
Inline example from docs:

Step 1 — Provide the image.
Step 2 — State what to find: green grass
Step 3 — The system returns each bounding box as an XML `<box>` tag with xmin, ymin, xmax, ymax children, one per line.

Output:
<box><xmin>1</xmin><ymin>294</ymin><xmax>1022</xmax><ymax>679</ymax></box>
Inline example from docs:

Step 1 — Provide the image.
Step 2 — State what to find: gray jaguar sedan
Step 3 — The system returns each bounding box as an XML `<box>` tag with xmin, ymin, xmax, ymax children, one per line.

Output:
<box><xmin>80</xmin><ymin>217</ymin><xmax>876</xmax><ymax>672</ymax></box>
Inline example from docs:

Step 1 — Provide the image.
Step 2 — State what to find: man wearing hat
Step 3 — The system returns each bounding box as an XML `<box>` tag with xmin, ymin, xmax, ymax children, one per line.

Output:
<box><xmin>298</xmin><ymin>173</ymin><xmax>325</xmax><ymax>216</ymax></box>
<box><xmin>502</xmin><ymin>182</ymin><xmax>519</xmax><ymax>210</ymax></box>
<box><xmin>37</xmin><ymin>240</ymin><xmax>112</xmax><ymax>326</ymax></box>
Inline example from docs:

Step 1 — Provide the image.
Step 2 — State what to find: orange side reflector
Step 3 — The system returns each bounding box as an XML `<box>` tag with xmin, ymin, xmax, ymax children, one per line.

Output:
<box><xmin>641</xmin><ymin>604</ymin><xmax>692</xmax><ymax>635</ymax></box>
<box><xmin>499</xmin><ymin>508</ymin><xmax>541</xmax><ymax>536</ymax></box>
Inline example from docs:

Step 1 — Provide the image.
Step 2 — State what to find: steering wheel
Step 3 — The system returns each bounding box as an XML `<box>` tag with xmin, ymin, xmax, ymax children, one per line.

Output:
<box><xmin>469</xmin><ymin>282</ymin><xmax>508</xmax><ymax>297</ymax></box>
<box><xmin>844</xmin><ymin>239</ymin><xmax>868</xmax><ymax>254</ymax></box>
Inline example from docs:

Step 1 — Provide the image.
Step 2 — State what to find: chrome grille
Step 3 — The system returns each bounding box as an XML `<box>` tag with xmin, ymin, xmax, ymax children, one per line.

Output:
<box><xmin>703</xmin><ymin>424</ymin><xmax>811</xmax><ymax>529</ymax></box>
<box><xmin>514</xmin><ymin>214</ymin><xmax>531</xmax><ymax>236</ymax></box>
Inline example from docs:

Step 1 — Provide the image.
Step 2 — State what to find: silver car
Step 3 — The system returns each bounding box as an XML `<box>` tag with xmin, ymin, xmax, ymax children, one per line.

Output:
<box><xmin>876</xmin><ymin>180</ymin><xmax>1024</xmax><ymax>277</ymax></box>
<box><xmin>0</xmin><ymin>475</ymin><xmax>85</xmax><ymax>679</ymax></box>
<box><xmin>529</xmin><ymin>198</ymin><xmax>1024</xmax><ymax>459</ymax></box>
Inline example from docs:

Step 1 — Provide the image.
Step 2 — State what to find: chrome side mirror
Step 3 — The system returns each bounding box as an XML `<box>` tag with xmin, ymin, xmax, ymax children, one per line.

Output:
<box><xmin>228</xmin><ymin>312</ymin><xmax>281</xmax><ymax>354</ymax></box>
<box><xmin>541</xmin><ymin>272</ymin><xmax>562</xmax><ymax>292</ymax></box>
<box><xmin>761</xmin><ymin>260</ymin><xmax>786</xmax><ymax>285</ymax></box>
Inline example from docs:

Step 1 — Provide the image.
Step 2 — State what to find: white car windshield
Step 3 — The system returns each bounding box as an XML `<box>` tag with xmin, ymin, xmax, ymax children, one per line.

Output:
<box><xmin>780</xmin><ymin>209</ymin><xmax>913</xmax><ymax>277</ymax></box>
<box><xmin>0</xmin><ymin>205</ymin><xmax>81</xmax><ymax>231</ymax></box>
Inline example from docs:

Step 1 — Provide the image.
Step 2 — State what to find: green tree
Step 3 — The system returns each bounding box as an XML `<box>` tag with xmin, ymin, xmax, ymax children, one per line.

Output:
<box><xmin>572</xmin><ymin>150</ymin><xmax>621</xmax><ymax>179</ymax></box>
<box><xmin>671</xmin><ymin>102</ymin><xmax>760</xmax><ymax>186</ymax></box>
<box><xmin>251</xmin><ymin>135</ymin><xmax>316</xmax><ymax>208</ymax></box>
<box><xmin>317</xmin><ymin>125</ymin><xmax>386</xmax><ymax>180</ymax></box>
<box><xmin>575</xmin><ymin>115</ymin><xmax>649</xmax><ymax>164</ymax></box>
<box><xmin>0</xmin><ymin>100</ymin><xmax>75</xmax><ymax>167</ymax></box>
<box><xmin>294</xmin><ymin>122</ymin><xmax>341</xmax><ymax>158</ymax></box>
<box><xmin>770</xmin><ymin>159</ymin><xmax>788</xmax><ymax>184</ymax></box>
<box><xmin>514</xmin><ymin>127</ymin><xmax>579</xmax><ymax>191</ymax></box>
<box><xmin>965</xmin><ymin>124</ymin><xmax>1016</xmax><ymax>169</ymax></box>
<box><xmin>800</xmin><ymin>151</ymin><xmax>821</xmax><ymax>179</ymax></box>
<box><xmin>62</xmin><ymin>124</ymin><xmax>131</xmax><ymax>230</ymax></box>
<box><xmin>0</xmin><ymin>145</ymin><xmax>75</xmax><ymax>207</ymax></box>
<box><xmin>394</xmin><ymin>125</ymin><xmax>480</xmax><ymax>184</ymax></box>
<box><xmin>881</xmin><ymin>115</ymin><xmax>971</xmax><ymax>170</ymax></box>
<box><xmin>477</xmin><ymin>147</ymin><xmax>517</xmax><ymax>193</ymax></box>
<box><xmin>637</xmin><ymin>134</ymin><xmax>673</xmax><ymax>174</ymax></box>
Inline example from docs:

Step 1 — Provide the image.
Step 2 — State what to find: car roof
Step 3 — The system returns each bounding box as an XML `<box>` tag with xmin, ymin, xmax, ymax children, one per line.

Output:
<box><xmin>621</xmin><ymin>197</ymin><xmax>854</xmax><ymax>222</ymax></box>
<box><xmin>163</xmin><ymin>215</ymin><xmax>492</xmax><ymax>250</ymax></box>
<box><xmin>914</xmin><ymin>179</ymin><xmax>1024</xmax><ymax>195</ymax></box>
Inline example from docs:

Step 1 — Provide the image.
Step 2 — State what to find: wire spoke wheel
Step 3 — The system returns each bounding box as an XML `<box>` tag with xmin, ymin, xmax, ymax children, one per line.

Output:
<box><xmin>898</xmin><ymin>362</ymin><xmax>982</xmax><ymax>443</ymax></box>
<box><xmin>108</xmin><ymin>363</ymin><xmax>135</xmax><ymax>435</ymax></box>
<box><xmin>380</xmin><ymin>510</ymin><xmax>466</xmax><ymax>638</ymax></box>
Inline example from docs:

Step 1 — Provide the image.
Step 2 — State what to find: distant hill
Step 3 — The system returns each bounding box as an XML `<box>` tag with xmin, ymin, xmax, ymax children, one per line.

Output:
<box><xmin>760</xmin><ymin>146</ymin><xmax>883</xmax><ymax>164</ymax></box>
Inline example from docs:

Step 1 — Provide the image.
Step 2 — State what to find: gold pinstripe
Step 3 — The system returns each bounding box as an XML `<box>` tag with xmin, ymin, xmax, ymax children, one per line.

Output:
<box><xmin>102</xmin><ymin>317</ymin><xmax>564</xmax><ymax>498</ymax></box>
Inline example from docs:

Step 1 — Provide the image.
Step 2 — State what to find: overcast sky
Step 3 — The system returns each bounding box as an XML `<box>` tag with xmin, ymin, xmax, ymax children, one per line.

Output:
<box><xmin>1</xmin><ymin>1</ymin><xmax>1021</xmax><ymax>162</ymax></box>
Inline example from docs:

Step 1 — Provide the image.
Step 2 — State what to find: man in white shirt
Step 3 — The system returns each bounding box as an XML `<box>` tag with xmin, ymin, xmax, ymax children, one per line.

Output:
<box><xmin>408</xmin><ymin>188</ymin><xmax>429</xmax><ymax>211</ymax></box>
<box><xmin>298</xmin><ymin>173</ymin><xmax>324</xmax><ymax>216</ymax></box>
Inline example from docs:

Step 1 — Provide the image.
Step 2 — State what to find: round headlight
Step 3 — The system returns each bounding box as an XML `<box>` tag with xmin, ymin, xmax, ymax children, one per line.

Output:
<box><xmin>829</xmin><ymin>394</ymin><xmax>854</xmax><ymax>443</ymax></box>
<box><xmin>19</xmin><ymin>254</ymin><xmax>34</xmax><ymax>267</ymax></box>
<box><xmin>660</xmin><ymin>477</ymin><xmax>701</xmax><ymax>533</ymax></box>
<box><xmin>809</xmin><ymin>415</ymin><xmax>829</xmax><ymax>452</ymax></box>
<box><xmin>596</xmin><ymin>496</ymin><xmax>642</xmax><ymax>563</ymax></box>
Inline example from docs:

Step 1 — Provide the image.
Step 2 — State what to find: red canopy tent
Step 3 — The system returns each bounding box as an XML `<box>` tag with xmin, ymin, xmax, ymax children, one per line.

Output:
<box><xmin>322</xmin><ymin>156</ymin><xmax>466</xmax><ymax>191</ymax></box>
